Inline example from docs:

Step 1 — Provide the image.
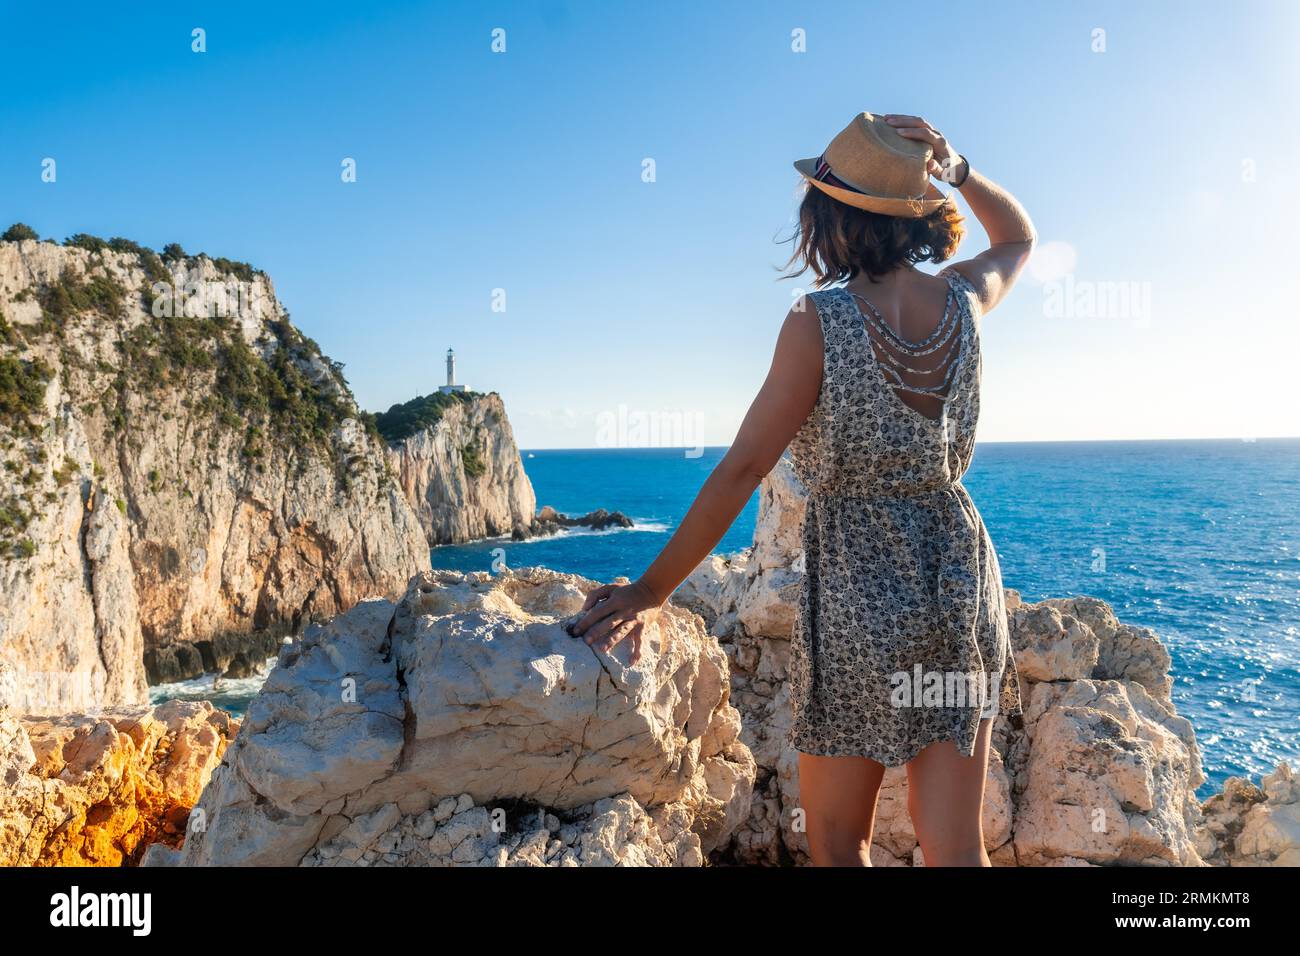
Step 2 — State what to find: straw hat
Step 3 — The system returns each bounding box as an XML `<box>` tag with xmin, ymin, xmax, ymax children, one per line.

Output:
<box><xmin>794</xmin><ymin>112</ymin><xmax>954</xmax><ymax>218</ymax></box>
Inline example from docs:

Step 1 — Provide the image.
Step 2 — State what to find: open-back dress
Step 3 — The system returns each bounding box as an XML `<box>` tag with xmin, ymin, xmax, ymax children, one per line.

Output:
<box><xmin>786</xmin><ymin>267</ymin><xmax>1023</xmax><ymax>764</ymax></box>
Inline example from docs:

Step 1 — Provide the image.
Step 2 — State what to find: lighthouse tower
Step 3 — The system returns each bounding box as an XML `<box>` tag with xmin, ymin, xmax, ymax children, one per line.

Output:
<box><xmin>439</xmin><ymin>348</ymin><xmax>467</xmax><ymax>394</ymax></box>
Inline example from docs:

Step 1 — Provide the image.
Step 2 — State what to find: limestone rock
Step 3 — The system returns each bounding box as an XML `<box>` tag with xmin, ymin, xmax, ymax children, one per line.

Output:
<box><xmin>1011</xmin><ymin>679</ymin><xmax>1204</xmax><ymax>865</ymax></box>
<box><xmin>165</xmin><ymin>567</ymin><xmax>754</xmax><ymax>866</ymax></box>
<box><xmin>1197</xmin><ymin>763</ymin><xmax>1300</xmax><ymax>866</ymax></box>
<box><xmin>294</xmin><ymin>791</ymin><xmax>703</xmax><ymax>867</ymax></box>
<box><xmin>0</xmin><ymin>700</ymin><xmax>237</xmax><ymax>865</ymax></box>
<box><xmin>1010</xmin><ymin>603</ymin><xmax>1100</xmax><ymax>682</ymax></box>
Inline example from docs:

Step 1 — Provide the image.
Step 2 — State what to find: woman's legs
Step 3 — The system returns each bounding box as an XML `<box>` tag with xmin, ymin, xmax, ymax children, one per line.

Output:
<box><xmin>797</xmin><ymin>752</ymin><xmax>887</xmax><ymax>866</ymax></box>
<box><xmin>905</xmin><ymin>717</ymin><xmax>995</xmax><ymax>866</ymax></box>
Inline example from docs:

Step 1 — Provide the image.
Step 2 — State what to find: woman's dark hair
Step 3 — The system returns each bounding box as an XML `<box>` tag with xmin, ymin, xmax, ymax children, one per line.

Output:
<box><xmin>783</xmin><ymin>185</ymin><xmax>965</xmax><ymax>287</ymax></box>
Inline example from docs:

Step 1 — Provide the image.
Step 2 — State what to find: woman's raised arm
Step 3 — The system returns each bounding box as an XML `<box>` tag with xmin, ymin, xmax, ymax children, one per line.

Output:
<box><xmin>886</xmin><ymin>114</ymin><xmax>1037</xmax><ymax>313</ymax></box>
<box><xmin>566</xmin><ymin>299</ymin><xmax>824</xmax><ymax>663</ymax></box>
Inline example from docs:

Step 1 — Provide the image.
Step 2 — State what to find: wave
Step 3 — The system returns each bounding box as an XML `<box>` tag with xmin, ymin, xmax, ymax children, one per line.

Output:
<box><xmin>431</xmin><ymin>519</ymin><xmax>671</xmax><ymax>550</ymax></box>
<box><xmin>147</xmin><ymin>656</ymin><xmax>279</xmax><ymax>711</ymax></box>
<box><xmin>533</xmin><ymin>520</ymin><xmax>670</xmax><ymax>540</ymax></box>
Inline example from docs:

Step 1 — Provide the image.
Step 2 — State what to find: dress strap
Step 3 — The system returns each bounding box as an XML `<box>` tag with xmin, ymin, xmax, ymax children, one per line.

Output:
<box><xmin>938</xmin><ymin>267</ymin><xmax>984</xmax><ymax>317</ymax></box>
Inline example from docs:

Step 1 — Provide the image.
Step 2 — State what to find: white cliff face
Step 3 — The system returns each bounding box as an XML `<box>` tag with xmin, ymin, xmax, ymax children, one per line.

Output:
<box><xmin>385</xmin><ymin>393</ymin><xmax>536</xmax><ymax>545</ymax></box>
<box><xmin>0</xmin><ymin>239</ymin><xmax>428</xmax><ymax>710</ymax></box>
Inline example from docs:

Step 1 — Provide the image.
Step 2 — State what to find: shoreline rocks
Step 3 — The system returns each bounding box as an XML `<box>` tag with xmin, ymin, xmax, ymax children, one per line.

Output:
<box><xmin>518</xmin><ymin>505</ymin><xmax>635</xmax><ymax>540</ymax></box>
<box><xmin>1196</xmin><ymin>763</ymin><xmax>1300</xmax><ymax>866</ymax></box>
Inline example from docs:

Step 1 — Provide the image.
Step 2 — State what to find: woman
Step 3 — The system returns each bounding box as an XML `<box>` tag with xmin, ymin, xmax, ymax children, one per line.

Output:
<box><xmin>567</xmin><ymin>112</ymin><xmax>1036</xmax><ymax>867</ymax></box>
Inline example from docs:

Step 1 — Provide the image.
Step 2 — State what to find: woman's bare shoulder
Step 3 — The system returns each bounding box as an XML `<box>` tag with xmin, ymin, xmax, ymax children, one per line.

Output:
<box><xmin>783</xmin><ymin>292</ymin><xmax>826</xmax><ymax>344</ymax></box>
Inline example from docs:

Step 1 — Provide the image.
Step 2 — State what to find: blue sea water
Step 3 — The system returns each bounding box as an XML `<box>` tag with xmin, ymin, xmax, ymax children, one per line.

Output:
<box><xmin>429</xmin><ymin>440</ymin><xmax>1300</xmax><ymax>797</ymax></box>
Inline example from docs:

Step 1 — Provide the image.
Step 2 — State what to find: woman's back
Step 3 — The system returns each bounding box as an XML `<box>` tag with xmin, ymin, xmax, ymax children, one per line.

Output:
<box><xmin>842</xmin><ymin>267</ymin><xmax>965</xmax><ymax>422</ymax></box>
<box><xmin>784</xmin><ymin>264</ymin><xmax>1020</xmax><ymax>764</ymax></box>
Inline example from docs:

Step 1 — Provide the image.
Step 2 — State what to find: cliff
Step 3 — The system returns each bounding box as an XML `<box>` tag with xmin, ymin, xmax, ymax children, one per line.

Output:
<box><xmin>0</xmin><ymin>236</ymin><xmax>427</xmax><ymax>709</ymax></box>
<box><xmin>382</xmin><ymin>392</ymin><xmax>537</xmax><ymax>545</ymax></box>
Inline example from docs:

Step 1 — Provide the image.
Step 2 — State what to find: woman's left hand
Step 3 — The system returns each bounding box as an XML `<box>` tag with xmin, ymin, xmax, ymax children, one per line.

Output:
<box><xmin>883</xmin><ymin>114</ymin><xmax>962</xmax><ymax>181</ymax></box>
<box><xmin>565</xmin><ymin>579</ymin><xmax>663</xmax><ymax>665</ymax></box>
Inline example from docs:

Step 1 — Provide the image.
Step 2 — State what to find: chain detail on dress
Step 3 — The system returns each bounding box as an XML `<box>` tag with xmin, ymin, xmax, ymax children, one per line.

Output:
<box><xmin>848</xmin><ymin>287</ymin><xmax>957</xmax><ymax>355</ymax></box>
<box><xmin>846</xmin><ymin>287</ymin><xmax>964</xmax><ymax>400</ymax></box>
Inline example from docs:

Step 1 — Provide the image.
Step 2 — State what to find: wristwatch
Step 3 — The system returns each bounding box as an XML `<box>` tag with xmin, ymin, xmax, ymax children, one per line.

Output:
<box><xmin>950</xmin><ymin>154</ymin><xmax>970</xmax><ymax>188</ymax></box>
<box><xmin>938</xmin><ymin>154</ymin><xmax>970</xmax><ymax>187</ymax></box>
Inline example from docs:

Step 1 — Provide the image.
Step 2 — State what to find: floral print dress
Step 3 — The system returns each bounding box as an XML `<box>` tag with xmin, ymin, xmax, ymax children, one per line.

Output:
<box><xmin>786</xmin><ymin>268</ymin><xmax>1023</xmax><ymax>765</ymax></box>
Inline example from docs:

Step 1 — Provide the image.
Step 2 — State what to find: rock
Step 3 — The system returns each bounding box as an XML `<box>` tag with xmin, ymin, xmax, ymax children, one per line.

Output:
<box><xmin>674</xmin><ymin>553</ymin><xmax>751</xmax><ymax>636</ymax></box>
<box><xmin>294</xmin><ymin>790</ymin><xmax>701</xmax><ymax>867</ymax></box>
<box><xmin>167</xmin><ymin>566</ymin><xmax>755</xmax><ymax>866</ymax></box>
<box><xmin>1011</xmin><ymin>680</ymin><xmax>1203</xmax><ymax>865</ymax></box>
<box><xmin>236</xmin><ymin>599</ymin><xmax>405</xmax><ymax>816</ymax></box>
<box><xmin>221</xmin><ymin>652</ymin><xmax>257</xmax><ymax>680</ymax></box>
<box><xmin>384</xmin><ymin>393</ymin><xmax>537</xmax><ymax>546</ymax></box>
<box><xmin>522</xmin><ymin>506</ymin><xmax>635</xmax><ymax>540</ymax></box>
<box><xmin>1010</xmin><ymin>604</ymin><xmax>1100</xmax><ymax>682</ymax></box>
<box><xmin>0</xmin><ymin>700</ymin><xmax>237</xmax><ymax>865</ymax></box>
<box><xmin>735</xmin><ymin>567</ymin><xmax>801</xmax><ymax>640</ymax></box>
<box><xmin>1197</xmin><ymin>763</ymin><xmax>1300</xmax><ymax>866</ymax></box>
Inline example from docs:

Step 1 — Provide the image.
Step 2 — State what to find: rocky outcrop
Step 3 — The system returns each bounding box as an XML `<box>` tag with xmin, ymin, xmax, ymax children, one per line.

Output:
<box><xmin>0</xmin><ymin>238</ymin><xmax>429</xmax><ymax>709</ymax></box>
<box><xmin>0</xmin><ymin>700</ymin><xmax>237</xmax><ymax>865</ymax></box>
<box><xmin>679</xmin><ymin>457</ymin><xmax>1217</xmax><ymax>866</ymax></box>
<box><xmin>522</xmin><ymin>505</ymin><xmax>635</xmax><ymax>540</ymax></box>
<box><xmin>148</xmin><ymin>566</ymin><xmax>754</xmax><ymax>867</ymax></box>
<box><xmin>385</xmin><ymin>392</ymin><xmax>537</xmax><ymax>545</ymax></box>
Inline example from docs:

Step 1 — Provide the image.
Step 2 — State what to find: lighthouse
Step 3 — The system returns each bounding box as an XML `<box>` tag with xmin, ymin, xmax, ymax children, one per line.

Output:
<box><xmin>439</xmin><ymin>348</ymin><xmax>467</xmax><ymax>394</ymax></box>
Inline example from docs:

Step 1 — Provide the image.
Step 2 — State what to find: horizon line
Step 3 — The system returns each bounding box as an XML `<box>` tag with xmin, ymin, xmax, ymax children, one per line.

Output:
<box><xmin>517</xmin><ymin>435</ymin><xmax>1300</xmax><ymax>453</ymax></box>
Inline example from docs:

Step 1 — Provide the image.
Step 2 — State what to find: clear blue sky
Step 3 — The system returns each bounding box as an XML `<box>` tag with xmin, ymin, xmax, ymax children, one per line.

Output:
<box><xmin>3</xmin><ymin>0</ymin><xmax>1297</xmax><ymax>446</ymax></box>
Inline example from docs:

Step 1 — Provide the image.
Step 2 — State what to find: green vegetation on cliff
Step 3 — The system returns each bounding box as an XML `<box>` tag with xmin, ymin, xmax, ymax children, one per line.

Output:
<box><xmin>372</xmin><ymin>390</ymin><xmax>482</xmax><ymax>444</ymax></box>
<box><xmin>1</xmin><ymin>223</ymin><xmax>39</xmax><ymax>242</ymax></box>
<box><xmin>461</xmin><ymin>433</ymin><xmax>486</xmax><ymax>478</ymax></box>
<box><xmin>0</xmin><ymin>228</ymin><xmax>382</xmax><ymax>522</ymax></box>
<box><xmin>36</xmin><ymin>271</ymin><xmax>127</xmax><ymax>334</ymax></box>
<box><xmin>0</xmin><ymin>354</ymin><xmax>52</xmax><ymax>433</ymax></box>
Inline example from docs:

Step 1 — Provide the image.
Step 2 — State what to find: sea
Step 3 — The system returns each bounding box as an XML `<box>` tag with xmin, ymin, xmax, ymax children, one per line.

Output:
<box><xmin>152</xmin><ymin>439</ymin><xmax>1300</xmax><ymax>797</ymax></box>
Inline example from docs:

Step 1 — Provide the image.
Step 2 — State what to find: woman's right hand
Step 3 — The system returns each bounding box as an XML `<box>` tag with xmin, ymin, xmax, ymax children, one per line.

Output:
<box><xmin>565</xmin><ymin>579</ymin><xmax>663</xmax><ymax>665</ymax></box>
